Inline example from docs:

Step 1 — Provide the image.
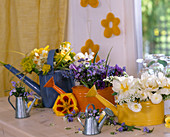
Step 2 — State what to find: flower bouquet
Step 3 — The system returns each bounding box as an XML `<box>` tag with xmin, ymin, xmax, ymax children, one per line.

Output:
<box><xmin>106</xmin><ymin>72</ymin><xmax>170</xmax><ymax>126</ymax></box>
<box><xmin>1</xmin><ymin>42</ymin><xmax>75</xmax><ymax>108</ymax></box>
<box><xmin>68</xmin><ymin>51</ymin><xmax>126</xmax><ymax>111</ymax></box>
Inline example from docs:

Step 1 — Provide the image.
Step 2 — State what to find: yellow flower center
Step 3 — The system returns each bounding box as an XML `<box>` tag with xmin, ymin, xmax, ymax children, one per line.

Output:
<box><xmin>134</xmin><ymin>104</ymin><xmax>139</xmax><ymax>110</ymax></box>
<box><xmin>121</xmin><ymin>84</ymin><xmax>129</xmax><ymax>92</ymax></box>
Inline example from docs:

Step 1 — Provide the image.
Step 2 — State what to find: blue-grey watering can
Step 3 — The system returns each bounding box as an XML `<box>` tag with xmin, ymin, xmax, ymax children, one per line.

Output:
<box><xmin>1</xmin><ymin>50</ymin><xmax>75</xmax><ymax>108</ymax></box>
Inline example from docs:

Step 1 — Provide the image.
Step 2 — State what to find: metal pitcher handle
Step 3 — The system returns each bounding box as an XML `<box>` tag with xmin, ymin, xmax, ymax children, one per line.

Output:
<box><xmin>8</xmin><ymin>96</ymin><xmax>16</xmax><ymax>110</ymax></box>
<box><xmin>85</xmin><ymin>104</ymin><xmax>96</xmax><ymax>114</ymax></box>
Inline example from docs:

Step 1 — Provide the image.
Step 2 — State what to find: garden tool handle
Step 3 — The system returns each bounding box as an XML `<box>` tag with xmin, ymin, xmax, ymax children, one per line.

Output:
<box><xmin>47</xmin><ymin>49</ymin><xmax>56</xmax><ymax>74</ymax></box>
<box><xmin>8</xmin><ymin>96</ymin><xmax>16</xmax><ymax>110</ymax></box>
<box><xmin>85</xmin><ymin>104</ymin><xmax>96</xmax><ymax>114</ymax></box>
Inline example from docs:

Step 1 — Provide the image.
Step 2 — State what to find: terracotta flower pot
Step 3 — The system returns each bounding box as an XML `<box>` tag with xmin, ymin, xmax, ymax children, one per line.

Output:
<box><xmin>72</xmin><ymin>86</ymin><xmax>115</xmax><ymax>112</ymax></box>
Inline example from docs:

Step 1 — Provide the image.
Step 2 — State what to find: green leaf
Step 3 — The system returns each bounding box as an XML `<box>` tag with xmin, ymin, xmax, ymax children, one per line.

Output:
<box><xmin>110</xmin><ymin>132</ymin><xmax>117</xmax><ymax>135</ymax></box>
<box><xmin>158</xmin><ymin>59</ymin><xmax>167</xmax><ymax>67</ymax></box>
<box><xmin>93</xmin><ymin>52</ymin><xmax>99</xmax><ymax>63</ymax></box>
<box><xmin>112</xmin><ymin>92</ymin><xmax>118</xmax><ymax>96</ymax></box>
<box><xmin>65</xmin><ymin>127</ymin><xmax>72</xmax><ymax>130</ymax></box>
<box><xmin>147</xmin><ymin>61</ymin><xmax>155</xmax><ymax>67</ymax></box>
<box><xmin>80</xmin><ymin>80</ymin><xmax>89</xmax><ymax>88</ymax></box>
<box><xmin>105</xmin><ymin>47</ymin><xmax>113</xmax><ymax>67</ymax></box>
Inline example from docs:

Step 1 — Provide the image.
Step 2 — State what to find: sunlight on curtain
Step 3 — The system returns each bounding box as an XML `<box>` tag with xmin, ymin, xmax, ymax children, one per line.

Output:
<box><xmin>0</xmin><ymin>0</ymin><xmax>68</xmax><ymax>97</ymax></box>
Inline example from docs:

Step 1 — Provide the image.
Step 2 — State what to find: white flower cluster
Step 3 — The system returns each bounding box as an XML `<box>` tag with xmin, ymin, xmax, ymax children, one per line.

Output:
<box><xmin>112</xmin><ymin>72</ymin><xmax>170</xmax><ymax>112</ymax></box>
<box><xmin>32</xmin><ymin>46</ymin><xmax>49</xmax><ymax>71</ymax></box>
<box><xmin>73</xmin><ymin>52</ymin><xmax>94</xmax><ymax>66</ymax></box>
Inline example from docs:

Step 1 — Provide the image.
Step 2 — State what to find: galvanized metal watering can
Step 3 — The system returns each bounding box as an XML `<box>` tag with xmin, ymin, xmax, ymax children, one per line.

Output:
<box><xmin>1</xmin><ymin>50</ymin><xmax>75</xmax><ymax>108</ymax></box>
<box><xmin>8</xmin><ymin>95</ymin><xmax>40</xmax><ymax>118</ymax></box>
<box><xmin>77</xmin><ymin>104</ymin><xmax>114</xmax><ymax>135</ymax></box>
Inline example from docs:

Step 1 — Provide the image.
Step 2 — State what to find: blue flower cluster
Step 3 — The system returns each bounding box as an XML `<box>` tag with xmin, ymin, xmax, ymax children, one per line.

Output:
<box><xmin>69</xmin><ymin>59</ymin><xmax>126</xmax><ymax>89</ymax></box>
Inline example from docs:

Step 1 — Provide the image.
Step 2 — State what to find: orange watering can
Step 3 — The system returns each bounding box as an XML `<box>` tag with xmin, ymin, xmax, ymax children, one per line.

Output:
<box><xmin>44</xmin><ymin>77</ymin><xmax>78</xmax><ymax>116</ymax></box>
<box><xmin>86</xmin><ymin>85</ymin><xmax>164</xmax><ymax>126</ymax></box>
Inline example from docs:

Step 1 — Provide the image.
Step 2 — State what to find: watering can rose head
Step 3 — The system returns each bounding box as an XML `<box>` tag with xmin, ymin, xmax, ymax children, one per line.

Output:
<box><xmin>9</xmin><ymin>81</ymin><xmax>33</xmax><ymax>101</ymax></box>
<box><xmin>20</xmin><ymin>42</ymin><xmax>75</xmax><ymax>75</ymax></box>
<box><xmin>68</xmin><ymin>52</ymin><xmax>126</xmax><ymax>90</ymax></box>
<box><xmin>106</xmin><ymin>72</ymin><xmax>170</xmax><ymax>112</ymax></box>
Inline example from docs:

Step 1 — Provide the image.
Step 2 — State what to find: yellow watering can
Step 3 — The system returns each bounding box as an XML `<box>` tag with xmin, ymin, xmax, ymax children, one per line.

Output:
<box><xmin>86</xmin><ymin>85</ymin><xmax>164</xmax><ymax>126</ymax></box>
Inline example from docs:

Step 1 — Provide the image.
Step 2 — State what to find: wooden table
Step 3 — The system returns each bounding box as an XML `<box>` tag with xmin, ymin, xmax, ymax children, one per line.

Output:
<box><xmin>0</xmin><ymin>97</ymin><xmax>169</xmax><ymax>137</ymax></box>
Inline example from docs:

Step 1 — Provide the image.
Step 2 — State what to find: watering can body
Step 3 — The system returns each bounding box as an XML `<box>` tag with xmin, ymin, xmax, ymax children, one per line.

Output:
<box><xmin>8</xmin><ymin>95</ymin><xmax>40</xmax><ymax>119</ymax></box>
<box><xmin>3</xmin><ymin>50</ymin><xmax>75</xmax><ymax>108</ymax></box>
<box><xmin>86</xmin><ymin>85</ymin><xmax>165</xmax><ymax>126</ymax></box>
<box><xmin>77</xmin><ymin>104</ymin><xmax>114</xmax><ymax>135</ymax></box>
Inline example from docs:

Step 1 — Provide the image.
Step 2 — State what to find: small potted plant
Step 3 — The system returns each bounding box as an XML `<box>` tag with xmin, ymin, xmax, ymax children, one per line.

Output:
<box><xmin>68</xmin><ymin>51</ymin><xmax>126</xmax><ymax>112</ymax></box>
<box><xmin>8</xmin><ymin>80</ymin><xmax>38</xmax><ymax>119</ymax></box>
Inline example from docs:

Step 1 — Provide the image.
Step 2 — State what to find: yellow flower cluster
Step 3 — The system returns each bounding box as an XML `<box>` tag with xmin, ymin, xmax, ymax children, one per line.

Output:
<box><xmin>21</xmin><ymin>42</ymin><xmax>75</xmax><ymax>75</ymax></box>
<box><xmin>165</xmin><ymin>116</ymin><xmax>170</xmax><ymax>128</ymax></box>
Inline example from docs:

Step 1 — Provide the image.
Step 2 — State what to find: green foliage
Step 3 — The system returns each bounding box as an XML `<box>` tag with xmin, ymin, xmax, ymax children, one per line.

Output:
<box><xmin>142</xmin><ymin>0</ymin><xmax>170</xmax><ymax>55</ymax></box>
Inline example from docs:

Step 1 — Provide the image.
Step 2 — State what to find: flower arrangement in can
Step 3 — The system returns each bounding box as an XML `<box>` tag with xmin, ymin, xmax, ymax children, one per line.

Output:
<box><xmin>21</xmin><ymin>42</ymin><xmax>75</xmax><ymax>75</ymax></box>
<box><xmin>68</xmin><ymin>51</ymin><xmax>126</xmax><ymax>90</ymax></box>
<box><xmin>9</xmin><ymin>81</ymin><xmax>33</xmax><ymax>101</ymax></box>
<box><xmin>106</xmin><ymin>72</ymin><xmax>170</xmax><ymax>112</ymax></box>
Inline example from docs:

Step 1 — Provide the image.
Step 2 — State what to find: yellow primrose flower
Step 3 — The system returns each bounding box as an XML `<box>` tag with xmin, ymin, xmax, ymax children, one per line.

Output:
<box><xmin>44</xmin><ymin>45</ymin><xmax>50</xmax><ymax>51</ymax></box>
<box><xmin>27</xmin><ymin>101</ymin><xmax>33</xmax><ymax>108</ymax></box>
<box><xmin>165</xmin><ymin>116</ymin><xmax>170</xmax><ymax>128</ymax></box>
<box><xmin>42</xmin><ymin>64</ymin><xmax>51</xmax><ymax>75</ymax></box>
<box><xmin>21</xmin><ymin>57</ymin><xmax>34</xmax><ymax>73</ymax></box>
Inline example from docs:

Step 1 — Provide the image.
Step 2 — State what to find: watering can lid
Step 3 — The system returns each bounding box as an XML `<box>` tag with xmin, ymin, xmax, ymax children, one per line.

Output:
<box><xmin>104</xmin><ymin>108</ymin><xmax>114</xmax><ymax>117</ymax></box>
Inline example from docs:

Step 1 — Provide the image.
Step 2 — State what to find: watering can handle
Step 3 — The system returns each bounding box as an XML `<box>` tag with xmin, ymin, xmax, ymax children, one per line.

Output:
<box><xmin>8</xmin><ymin>96</ymin><xmax>16</xmax><ymax>110</ymax></box>
<box><xmin>85</xmin><ymin>104</ymin><xmax>96</xmax><ymax>114</ymax></box>
<box><xmin>47</xmin><ymin>49</ymin><xmax>56</xmax><ymax>75</ymax></box>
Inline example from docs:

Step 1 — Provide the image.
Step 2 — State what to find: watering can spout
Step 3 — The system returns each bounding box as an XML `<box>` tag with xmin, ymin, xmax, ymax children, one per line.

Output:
<box><xmin>1</xmin><ymin>63</ymin><xmax>41</xmax><ymax>96</ymax></box>
<box><xmin>26</xmin><ymin>95</ymin><xmax>41</xmax><ymax>114</ymax></box>
<box><xmin>98</xmin><ymin>107</ymin><xmax>114</xmax><ymax>132</ymax></box>
<box><xmin>86</xmin><ymin>85</ymin><xmax>118</xmax><ymax>117</ymax></box>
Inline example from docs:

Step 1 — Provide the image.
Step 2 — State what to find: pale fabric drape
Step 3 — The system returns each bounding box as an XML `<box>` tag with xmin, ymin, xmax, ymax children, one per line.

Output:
<box><xmin>0</xmin><ymin>0</ymin><xmax>68</xmax><ymax>97</ymax></box>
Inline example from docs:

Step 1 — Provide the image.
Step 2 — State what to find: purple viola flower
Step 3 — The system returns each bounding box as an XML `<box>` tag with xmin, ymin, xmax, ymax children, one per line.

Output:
<box><xmin>11</xmin><ymin>81</ymin><xmax>16</xmax><ymax>87</ymax></box>
<box><xmin>29</xmin><ymin>91</ymin><xmax>34</xmax><ymax>96</ymax></box>
<box><xmin>121</xmin><ymin>122</ymin><xmax>125</xmax><ymax>126</ymax></box>
<box><xmin>143</xmin><ymin>127</ymin><xmax>150</xmax><ymax>133</ymax></box>
<box><xmin>68</xmin><ymin>117</ymin><xmax>73</xmax><ymax>122</ymax></box>
<box><xmin>113</xmin><ymin>120</ymin><xmax>117</xmax><ymax>125</ymax></box>
<box><xmin>95</xmin><ymin>116</ymin><xmax>100</xmax><ymax>121</ymax></box>
<box><xmin>69</xmin><ymin>64</ymin><xmax>77</xmax><ymax>70</ymax></box>
<box><xmin>93</xmin><ymin>109</ymin><xmax>97</xmax><ymax>114</ymax></box>
<box><xmin>27</xmin><ymin>97</ymin><xmax>34</xmax><ymax>101</ymax></box>
<box><xmin>78</xmin><ymin>58</ymin><xmax>85</xmax><ymax>62</ymax></box>
<box><xmin>118</xmin><ymin>127</ymin><xmax>124</xmax><ymax>132</ymax></box>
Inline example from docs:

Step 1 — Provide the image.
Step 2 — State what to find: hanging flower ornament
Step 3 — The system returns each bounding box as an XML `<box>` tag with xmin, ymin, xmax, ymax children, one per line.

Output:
<box><xmin>81</xmin><ymin>39</ymin><xmax>100</xmax><ymax>62</ymax></box>
<box><xmin>80</xmin><ymin>0</ymin><xmax>99</xmax><ymax>8</ymax></box>
<box><xmin>101</xmin><ymin>12</ymin><xmax>121</xmax><ymax>38</ymax></box>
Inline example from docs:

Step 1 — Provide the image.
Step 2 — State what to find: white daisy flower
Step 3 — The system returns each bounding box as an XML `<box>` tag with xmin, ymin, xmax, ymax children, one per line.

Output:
<box><xmin>128</xmin><ymin>102</ymin><xmax>142</xmax><ymax>112</ymax></box>
<box><xmin>150</xmin><ymin>93</ymin><xmax>162</xmax><ymax>104</ymax></box>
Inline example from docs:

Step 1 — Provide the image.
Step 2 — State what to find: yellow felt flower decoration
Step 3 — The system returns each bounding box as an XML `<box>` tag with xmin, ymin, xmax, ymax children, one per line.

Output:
<box><xmin>165</xmin><ymin>116</ymin><xmax>170</xmax><ymax>128</ymax></box>
<box><xmin>80</xmin><ymin>0</ymin><xmax>99</xmax><ymax>8</ymax></box>
<box><xmin>52</xmin><ymin>93</ymin><xmax>79</xmax><ymax>116</ymax></box>
<box><xmin>101</xmin><ymin>12</ymin><xmax>121</xmax><ymax>38</ymax></box>
<box><xmin>81</xmin><ymin>39</ymin><xmax>100</xmax><ymax>62</ymax></box>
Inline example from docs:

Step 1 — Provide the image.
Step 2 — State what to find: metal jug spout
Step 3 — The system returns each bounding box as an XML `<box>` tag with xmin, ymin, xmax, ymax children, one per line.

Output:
<box><xmin>26</xmin><ymin>95</ymin><xmax>41</xmax><ymax>114</ymax></box>
<box><xmin>98</xmin><ymin>107</ymin><xmax>114</xmax><ymax>132</ymax></box>
<box><xmin>0</xmin><ymin>62</ymin><xmax>41</xmax><ymax>96</ymax></box>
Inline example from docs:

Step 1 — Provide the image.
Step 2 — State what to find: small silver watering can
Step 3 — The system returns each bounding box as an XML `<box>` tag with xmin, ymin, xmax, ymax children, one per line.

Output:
<box><xmin>8</xmin><ymin>95</ymin><xmax>40</xmax><ymax>119</ymax></box>
<box><xmin>77</xmin><ymin>104</ymin><xmax>114</xmax><ymax>135</ymax></box>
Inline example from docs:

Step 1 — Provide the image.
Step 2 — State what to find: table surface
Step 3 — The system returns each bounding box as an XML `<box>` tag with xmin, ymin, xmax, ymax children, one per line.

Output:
<box><xmin>0</xmin><ymin>97</ymin><xmax>170</xmax><ymax>137</ymax></box>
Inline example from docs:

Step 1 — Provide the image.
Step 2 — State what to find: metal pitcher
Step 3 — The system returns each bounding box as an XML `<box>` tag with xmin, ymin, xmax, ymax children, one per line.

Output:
<box><xmin>8</xmin><ymin>95</ymin><xmax>40</xmax><ymax>119</ymax></box>
<box><xmin>77</xmin><ymin>104</ymin><xmax>114</xmax><ymax>135</ymax></box>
